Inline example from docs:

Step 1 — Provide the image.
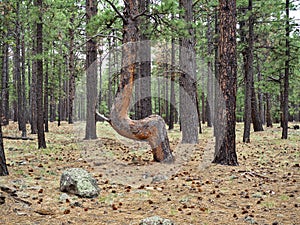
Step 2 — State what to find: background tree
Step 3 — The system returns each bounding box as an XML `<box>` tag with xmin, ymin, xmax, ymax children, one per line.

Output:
<box><xmin>85</xmin><ymin>0</ymin><xmax>98</xmax><ymax>140</ymax></box>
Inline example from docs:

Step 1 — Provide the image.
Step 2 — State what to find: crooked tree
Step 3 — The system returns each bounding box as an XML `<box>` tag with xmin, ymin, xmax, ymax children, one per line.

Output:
<box><xmin>212</xmin><ymin>0</ymin><xmax>238</xmax><ymax>165</ymax></box>
<box><xmin>103</xmin><ymin>0</ymin><xmax>174</xmax><ymax>163</ymax></box>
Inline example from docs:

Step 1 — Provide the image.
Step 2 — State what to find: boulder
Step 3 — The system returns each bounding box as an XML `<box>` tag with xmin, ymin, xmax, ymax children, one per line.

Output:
<box><xmin>140</xmin><ymin>216</ymin><xmax>175</xmax><ymax>225</ymax></box>
<box><xmin>60</xmin><ymin>168</ymin><xmax>100</xmax><ymax>198</ymax></box>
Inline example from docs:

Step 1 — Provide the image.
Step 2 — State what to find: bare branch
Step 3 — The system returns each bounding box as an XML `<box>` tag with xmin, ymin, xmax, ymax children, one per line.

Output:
<box><xmin>104</xmin><ymin>0</ymin><xmax>126</xmax><ymax>23</ymax></box>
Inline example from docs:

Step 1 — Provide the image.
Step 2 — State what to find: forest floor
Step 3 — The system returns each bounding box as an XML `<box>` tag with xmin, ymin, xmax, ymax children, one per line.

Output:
<box><xmin>0</xmin><ymin>121</ymin><xmax>299</xmax><ymax>225</ymax></box>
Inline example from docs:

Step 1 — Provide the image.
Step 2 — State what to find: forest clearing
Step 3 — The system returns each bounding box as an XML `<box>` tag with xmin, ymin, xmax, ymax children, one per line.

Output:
<box><xmin>0</xmin><ymin>122</ymin><xmax>299</xmax><ymax>225</ymax></box>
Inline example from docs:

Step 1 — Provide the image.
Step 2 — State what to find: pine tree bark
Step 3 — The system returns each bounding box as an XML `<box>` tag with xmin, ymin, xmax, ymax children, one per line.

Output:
<box><xmin>35</xmin><ymin>0</ymin><xmax>46</xmax><ymax>148</ymax></box>
<box><xmin>282</xmin><ymin>0</ymin><xmax>289</xmax><ymax>139</ymax></box>
<box><xmin>212</xmin><ymin>0</ymin><xmax>238</xmax><ymax>166</ymax></box>
<box><xmin>108</xmin><ymin>0</ymin><xmax>174</xmax><ymax>163</ymax></box>
<box><xmin>85</xmin><ymin>0</ymin><xmax>98</xmax><ymax>139</ymax></box>
<box><xmin>179</xmin><ymin>0</ymin><xmax>199</xmax><ymax>144</ymax></box>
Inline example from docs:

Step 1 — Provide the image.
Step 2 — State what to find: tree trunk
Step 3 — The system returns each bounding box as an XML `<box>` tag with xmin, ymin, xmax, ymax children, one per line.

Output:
<box><xmin>168</xmin><ymin>38</ymin><xmax>176</xmax><ymax>130</ymax></box>
<box><xmin>282</xmin><ymin>0</ymin><xmax>289</xmax><ymax>139</ymax></box>
<box><xmin>251</xmin><ymin>80</ymin><xmax>264</xmax><ymax>131</ymax></box>
<box><xmin>179</xmin><ymin>0</ymin><xmax>198</xmax><ymax>144</ymax></box>
<box><xmin>68</xmin><ymin>14</ymin><xmax>76</xmax><ymax>124</ymax></box>
<box><xmin>0</xmin><ymin>122</ymin><xmax>8</xmax><ymax>176</ymax></box>
<box><xmin>212</xmin><ymin>0</ymin><xmax>238</xmax><ymax>166</ymax></box>
<box><xmin>44</xmin><ymin>54</ymin><xmax>49</xmax><ymax>132</ymax></box>
<box><xmin>241</xmin><ymin>3</ymin><xmax>251</xmax><ymax>143</ymax></box>
<box><xmin>35</xmin><ymin>0</ymin><xmax>46</xmax><ymax>149</ymax></box>
<box><xmin>108</xmin><ymin>0</ymin><xmax>174</xmax><ymax>163</ymax></box>
<box><xmin>85</xmin><ymin>0</ymin><xmax>98</xmax><ymax>139</ymax></box>
<box><xmin>1</xmin><ymin>4</ymin><xmax>9</xmax><ymax>126</ymax></box>
<box><xmin>31</xmin><ymin>38</ymin><xmax>37</xmax><ymax>134</ymax></box>
<box><xmin>213</xmin><ymin>9</ymin><xmax>219</xmax><ymax>137</ymax></box>
<box><xmin>266</xmin><ymin>92</ymin><xmax>273</xmax><ymax>127</ymax></box>
<box><xmin>206</xmin><ymin>14</ymin><xmax>213</xmax><ymax>127</ymax></box>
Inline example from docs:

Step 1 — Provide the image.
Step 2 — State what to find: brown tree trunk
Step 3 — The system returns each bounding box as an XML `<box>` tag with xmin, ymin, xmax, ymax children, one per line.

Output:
<box><xmin>212</xmin><ymin>0</ymin><xmax>238</xmax><ymax>166</ymax></box>
<box><xmin>44</xmin><ymin>54</ymin><xmax>49</xmax><ymax>132</ymax></box>
<box><xmin>206</xmin><ymin>14</ymin><xmax>213</xmax><ymax>127</ymax></box>
<box><xmin>85</xmin><ymin>0</ymin><xmax>98</xmax><ymax>139</ymax></box>
<box><xmin>68</xmin><ymin>14</ymin><xmax>76</xmax><ymax>124</ymax></box>
<box><xmin>282</xmin><ymin>0</ymin><xmax>289</xmax><ymax>139</ymax></box>
<box><xmin>213</xmin><ymin>9</ymin><xmax>219</xmax><ymax>137</ymax></box>
<box><xmin>1</xmin><ymin>3</ymin><xmax>9</xmax><ymax>126</ymax></box>
<box><xmin>251</xmin><ymin>80</ymin><xmax>264</xmax><ymax>131</ymax></box>
<box><xmin>168</xmin><ymin>38</ymin><xmax>176</xmax><ymax>130</ymax></box>
<box><xmin>35</xmin><ymin>0</ymin><xmax>46</xmax><ymax>149</ymax></box>
<box><xmin>266</xmin><ymin>93</ymin><xmax>273</xmax><ymax>127</ymax></box>
<box><xmin>0</xmin><ymin>122</ymin><xmax>8</xmax><ymax>176</ymax></box>
<box><xmin>31</xmin><ymin>38</ymin><xmax>37</xmax><ymax>134</ymax></box>
<box><xmin>108</xmin><ymin>0</ymin><xmax>174</xmax><ymax>163</ymax></box>
<box><xmin>241</xmin><ymin>4</ymin><xmax>251</xmax><ymax>143</ymax></box>
<box><xmin>179</xmin><ymin>0</ymin><xmax>199</xmax><ymax>144</ymax></box>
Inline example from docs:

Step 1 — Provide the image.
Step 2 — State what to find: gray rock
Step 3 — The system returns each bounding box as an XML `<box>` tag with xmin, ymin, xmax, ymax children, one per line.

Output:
<box><xmin>140</xmin><ymin>216</ymin><xmax>175</xmax><ymax>225</ymax></box>
<box><xmin>151</xmin><ymin>174</ymin><xmax>168</xmax><ymax>183</ymax></box>
<box><xmin>60</xmin><ymin>168</ymin><xmax>100</xmax><ymax>198</ymax></box>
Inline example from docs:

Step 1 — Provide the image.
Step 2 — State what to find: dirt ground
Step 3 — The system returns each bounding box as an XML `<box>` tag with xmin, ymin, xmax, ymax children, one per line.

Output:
<box><xmin>0</xmin><ymin>121</ymin><xmax>299</xmax><ymax>225</ymax></box>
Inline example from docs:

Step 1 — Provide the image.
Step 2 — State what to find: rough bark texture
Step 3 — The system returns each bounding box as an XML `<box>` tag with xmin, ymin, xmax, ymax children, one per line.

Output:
<box><xmin>35</xmin><ymin>0</ymin><xmax>46</xmax><ymax>149</ymax></box>
<box><xmin>85</xmin><ymin>0</ymin><xmax>98</xmax><ymax>139</ymax></box>
<box><xmin>282</xmin><ymin>0</ymin><xmax>289</xmax><ymax>139</ymax></box>
<box><xmin>179</xmin><ymin>0</ymin><xmax>199</xmax><ymax>144</ymax></box>
<box><xmin>212</xmin><ymin>0</ymin><xmax>238</xmax><ymax>166</ymax></box>
<box><xmin>109</xmin><ymin>0</ymin><xmax>174</xmax><ymax>163</ymax></box>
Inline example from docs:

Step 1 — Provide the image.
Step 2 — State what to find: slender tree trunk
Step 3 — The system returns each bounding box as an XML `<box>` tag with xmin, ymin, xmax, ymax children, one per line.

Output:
<box><xmin>251</xmin><ymin>80</ymin><xmax>264</xmax><ymax>131</ymax></box>
<box><xmin>44</xmin><ymin>54</ymin><xmax>49</xmax><ymax>132</ymax></box>
<box><xmin>168</xmin><ymin>38</ymin><xmax>176</xmax><ymax>130</ymax></box>
<box><xmin>266</xmin><ymin>93</ymin><xmax>273</xmax><ymax>127</ymax></box>
<box><xmin>282</xmin><ymin>0</ymin><xmax>290</xmax><ymax>139</ymax></box>
<box><xmin>108</xmin><ymin>0</ymin><xmax>174</xmax><ymax>163</ymax></box>
<box><xmin>14</xmin><ymin>8</ymin><xmax>26</xmax><ymax>137</ymax></box>
<box><xmin>31</xmin><ymin>38</ymin><xmax>37</xmax><ymax>134</ymax></box>
<box><xmin>213</xmin><ymin>9</ymin><xmax>219</xmax><ymax>137</ymax></box>
<box><xmin>0</xmin><ymin>122</ymin><xmax>8</xmax><ymax>176</ymax></box>
<box><xmin>179</xmin><ymin>0</ymin><xmax>198</xmax><ymax>144</ymax></box>
<box><xmin>212</xmin><ymin>0</ymin><xmax>238</xmax><ymax>166</ymax></box>
<box><xmin>257</xmin><ymin>67</ymin><xmax>265</xmax><ymax>124</ymax></box>
<box><xmin>206</xmin><ymin>14</ymin><xmax>213</xmax><ymax>127</ymax></box>
<box><xmin>85</xmin><ymin>0</ymin><xmax>98</xmax><ymax>139</ymax></box>
<box><xmin>35</xmin><ymin>0</ymin><xmax>46</xmax><ymax>148</ymax></box>
<box><xmin>1</xmin><ymin>3</ymin><xmax>9</xmax><ymax>126</ymax></box>
<box><xmin>108</xmin><ymin>38</ymin><xmax>112</xmax><ymax>113</ymax></box>
<box><xmin>68</xmin><ymin>14</ymin><xmax>76</xmax><ymax>124</ymax></box>
<box><xmin>241</xmin><ymin>3</ymin><xmax>252</xmax><ymax>143</ymax></box>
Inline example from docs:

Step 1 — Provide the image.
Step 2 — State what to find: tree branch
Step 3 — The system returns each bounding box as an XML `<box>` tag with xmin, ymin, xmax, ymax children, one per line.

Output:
<box><xmin>104</xmin><ymin>0</ymin><xmax>126</xmax><ymax>23</ymax></box>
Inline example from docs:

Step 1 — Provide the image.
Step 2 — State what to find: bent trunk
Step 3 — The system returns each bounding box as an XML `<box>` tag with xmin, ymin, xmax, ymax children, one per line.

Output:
<box><xmin>109</xmin><ymin>0</ymin><xmax>173</xmax><ymax>163</ymax></box>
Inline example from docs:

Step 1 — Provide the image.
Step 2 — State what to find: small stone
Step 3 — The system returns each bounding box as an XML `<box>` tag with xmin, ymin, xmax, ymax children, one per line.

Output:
<box><xmin>151</xmin><ymin>174</ymin><xmax>168</xmax><ymax>183</ymax></box>
<box><xmin>140</xmin><ymin>216</ymin><xmax>175</xmax><ymax>225</ymax></box>
<box><xmin>59</xmin><ymin>193</ymin><xmax>70</xmax><ymax>202</ymax></box>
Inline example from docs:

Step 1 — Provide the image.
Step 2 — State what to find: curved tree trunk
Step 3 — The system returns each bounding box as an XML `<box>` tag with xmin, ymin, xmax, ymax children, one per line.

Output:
<box><xmin>108</xmin><ymin>0</ymin><xmax>174</xmax><ymax>163</ymax></box>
